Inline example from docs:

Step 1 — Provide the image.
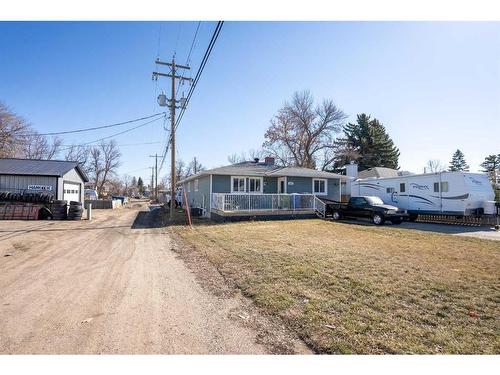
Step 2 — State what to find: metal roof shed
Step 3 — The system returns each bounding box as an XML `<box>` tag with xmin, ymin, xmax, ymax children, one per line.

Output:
<box><xmin>0</xmin><ymin>158</ymin><xmax>89</xmax><ymax>203</ymax></box>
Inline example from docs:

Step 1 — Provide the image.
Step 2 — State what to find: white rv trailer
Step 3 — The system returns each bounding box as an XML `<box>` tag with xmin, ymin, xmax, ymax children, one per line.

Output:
<box><xmin>351</xmin><ymin>171</ymin><xmax>497</xmax><ymax>219</ymax></box>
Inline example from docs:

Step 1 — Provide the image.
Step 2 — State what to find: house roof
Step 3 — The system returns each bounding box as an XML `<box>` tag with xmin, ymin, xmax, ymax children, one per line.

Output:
<box><xmin>178</xmin><ymin>161</ymin><xmax>351</xmax><ymax>184</ymax></box>
<box><xmin>0</xmin><ymin>158</ymin><xmax>89</xmax><ymax>182</ymax></box>
<box><xmin>357</xmin><ymin>167</ymin><xmax>402</xmax><ymax>179</ymax></box>
<box><xmin>267</xmin><ymin>167</ymin><xmax>347</xmax><ymax>179</ymax></box>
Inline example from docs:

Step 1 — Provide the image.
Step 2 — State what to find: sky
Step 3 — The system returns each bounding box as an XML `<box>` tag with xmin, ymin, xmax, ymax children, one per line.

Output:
<box><xmin>0</xmin><ymin>21</ymin><xmax>499</xmax><ymax>181</ymax></box>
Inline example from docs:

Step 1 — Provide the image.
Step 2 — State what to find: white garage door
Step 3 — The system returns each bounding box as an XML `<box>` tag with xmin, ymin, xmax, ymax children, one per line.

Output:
<box><xmin>63</xmin><ymin>182</ymin><xmax>80</xmax><ymax>202</ymax></box>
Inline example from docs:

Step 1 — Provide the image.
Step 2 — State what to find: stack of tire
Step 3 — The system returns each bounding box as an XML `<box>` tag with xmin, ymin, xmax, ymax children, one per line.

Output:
<box><xmin>51</xmin><ymin>200</ymin><xmax>68</xmax><ymax>220</ymax></box>
<box><xmin>67</xmin><ymin>201</ymin><xmax>83</xmax><ymax>220</ymax></box>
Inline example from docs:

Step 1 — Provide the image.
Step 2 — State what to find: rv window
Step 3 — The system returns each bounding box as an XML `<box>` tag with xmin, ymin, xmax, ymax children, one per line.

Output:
<box><xmin>433</xmin><ymin>182</ymin><xmax>439</xmax><ymax>192</ymax></box>
<box><xmin>187</xmin><ymin>182</ymin><xmax>191</xmax><ymax>192</ymax></box>
<box><xmin>441</xmin><ymin>181</ymin><xmax>449</xmax><ymax>192</ymax></box>
<box><xmin>386</xmin><ymin>187</ymin><xmax>395</xmax><ymax>193</ymax></box>
<box><xmin>400</xmin><ymin>183</ymin><xmax>406</xmax><ymax>192</ymax></box>
<box><xmin>194</xmin><ymin>179</ymin><xmax>199</xmax><ymax>192</ymax></box>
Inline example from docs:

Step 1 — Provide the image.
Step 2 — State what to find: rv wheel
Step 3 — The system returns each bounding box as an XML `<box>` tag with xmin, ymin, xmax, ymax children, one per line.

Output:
<box><xmin>372</xmin><ymin>213</ymin><xmax>385</xmax><ymax>225</ymax></box>
<box><xmin>332</xmin><ymin>211</ymin><xmax>341</xmax><ymax>221</ymax></box>
<box><xmin>408</xmin><ymin>214</ymin><xmax>418</xmax><ymax>222</ymax></box>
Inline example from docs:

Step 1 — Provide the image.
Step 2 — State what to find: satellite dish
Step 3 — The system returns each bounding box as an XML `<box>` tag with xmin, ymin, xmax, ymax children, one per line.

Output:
<box><xmin>157</xmin><ymin>92</ymin><xmax>167</xmax><ymax>107</ymax></box>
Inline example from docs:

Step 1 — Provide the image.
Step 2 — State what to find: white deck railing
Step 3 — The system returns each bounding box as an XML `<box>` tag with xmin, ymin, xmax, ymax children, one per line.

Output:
<box><xmin>211</xmin><ymin>193</ymin><xmax>326</xmax><ymax>216</ymax></box>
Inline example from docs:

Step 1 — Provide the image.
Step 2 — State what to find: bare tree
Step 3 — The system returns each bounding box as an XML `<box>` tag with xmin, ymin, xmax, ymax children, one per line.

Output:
<box><xmin>0</xmin><ymin>102</ymin><xmax>30</xmax><ymax>158</ymax></box>
<box><xmin>426</xmin><ymin>159</ymin><xmax>446</xmax><ymax>173</ymax></box>
<box><xmin>227</xmin><ymin>153</ymin><xmax>245</xmax><ymax>164</ymax></box>
<box><xmin>227</xmin><ymin>148</ymin><xmax>264</xmax><ymax>164</ymax></box>
<box><xmin>64</xmin><ymin>144</ymin><xmax>91</xmax><ymax>176</ymax></box>
<box><xmin>263</xmin><ymin>91</ymin><xmax>346</xmax><ymax>169</ymax></box>
<box><xmin>186</xmin><ymin>156</ymin><xmax>206</xmax><ymax>176</ymax></box>
<box><xmin>21</xmin><ymin>132</ymin><xmax>62</xmax><ymax>160</ymax></box>
<box><xmin>321</xmin><ymin>140</ymin><xmax>360</xmax><ymax>172</ymax></box>
<box><xmin>88</xmin><ymin>140</ymin><xmax>121</xmax><ymax>197</ymax></box>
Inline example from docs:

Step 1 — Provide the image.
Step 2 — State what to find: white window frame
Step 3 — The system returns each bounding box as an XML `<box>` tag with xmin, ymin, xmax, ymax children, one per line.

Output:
<box><xmin>231</xmin><ymin>176</ymin><xmax>246</xmax><ymax>193</ymax></box>
<box><xmin>312</xmin><ymin>178</ymin><xmax>328</xmax><ymax>196</ymax></box>
<box><xmin>194</xmin><ymin>179</ymin><xmax>199</xmax><ymax>192</ymax></box>
<box><xmin>247</xmin><ymin>177</ymin><xmax>263</xmax><ymax>194</ymax></box>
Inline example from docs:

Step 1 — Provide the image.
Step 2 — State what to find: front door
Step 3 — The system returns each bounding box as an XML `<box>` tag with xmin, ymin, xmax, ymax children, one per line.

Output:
<box><xmin>278</xmin><ymin>177</ymin><xmax>286</xmax><ymax>194</ymax></box>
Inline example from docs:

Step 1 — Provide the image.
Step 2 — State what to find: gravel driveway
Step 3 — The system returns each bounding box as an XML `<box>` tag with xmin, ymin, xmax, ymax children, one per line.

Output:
<box><xmin>0</xmin><ymin>203</ymin><xmax>305</xmax><ymax>354</ymax></box>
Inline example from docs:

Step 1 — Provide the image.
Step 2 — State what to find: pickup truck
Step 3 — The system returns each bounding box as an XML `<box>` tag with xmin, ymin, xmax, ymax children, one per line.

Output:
<box><xmin>327</xmin><ymin>196</ymin><xmax>407</xmax><ymax>225</ymax></box>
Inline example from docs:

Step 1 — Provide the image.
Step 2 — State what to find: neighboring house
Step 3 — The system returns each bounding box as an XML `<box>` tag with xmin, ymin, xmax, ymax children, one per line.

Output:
<box><xmin>357</xmin><ymin>167</ymin><xmax>413</xmax><ymax>179</ymax></box>
<box><xmin>178</xmin><ymin>157</ymin><xmax>351</xmax><ymax>219</ymax></box>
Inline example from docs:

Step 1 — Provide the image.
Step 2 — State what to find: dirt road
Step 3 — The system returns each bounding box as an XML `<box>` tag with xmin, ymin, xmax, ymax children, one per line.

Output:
<box><xmin>0</xmin><ymin>203</ymin><xmax>306</xmax><ymax>354</ymax></box>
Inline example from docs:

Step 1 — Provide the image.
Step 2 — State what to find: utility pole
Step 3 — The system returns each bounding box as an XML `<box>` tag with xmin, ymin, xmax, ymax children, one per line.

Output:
<box><xmin>149</xmin><ymin>154</ymin><xmax>159</xmax><ymax>201</ymax></box>
<box><xmin>149</xmin><ymin>166</ymin><xmax>154</xmax><ymax>199</ymax></box>
<box><xmin>153</xmin><ymin>57</ymin><xmax>191</xmax><ymax>218</ymax></box>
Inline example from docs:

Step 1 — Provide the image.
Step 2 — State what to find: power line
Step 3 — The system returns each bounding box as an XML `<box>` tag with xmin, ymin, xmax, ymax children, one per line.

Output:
<box><xmin>176</xmin><ymin>21</ymin><xmax>202</xmax><ymax>97</ymax></box>
<box><xmin>38</xmin><ymin>112</ymin><xmax>166</xmax><ymax>136</ymax></box>
<box><xmin>175</xmin><ymin>21</ymin><xmax>223</xmax><ymax>131</ymax></box>
<box><xmin>61</xmin><ymin>141</ymin><xmax>162</xmax><ymax>147</ymax></box>
<box><xmin>158</xmin><ymin>21</ymin><xmax>224</xmax><ymax>171</ymax></box>
<box><xmin>59</xmin><ymin>115</ymin><xmax>166</xmax><ymax>152</ymax></box>
<box><xmin>186</xmin><ymin>21</ymin><xmax>201</xmax><ymax>65</ymax></box>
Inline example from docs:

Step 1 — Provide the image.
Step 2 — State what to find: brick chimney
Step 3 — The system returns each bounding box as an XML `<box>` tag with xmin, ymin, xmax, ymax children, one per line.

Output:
<box><xmin>264</xmin><ymin>156</ymin><xmax>275</xmax><ymax>165</ymax></box>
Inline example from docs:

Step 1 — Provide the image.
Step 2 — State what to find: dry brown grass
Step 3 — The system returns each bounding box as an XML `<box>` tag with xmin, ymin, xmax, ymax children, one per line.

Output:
<box><xmin>173</xmin><ymin>219</ymin><xmax>500</xmax><ymax>354</ymax></box>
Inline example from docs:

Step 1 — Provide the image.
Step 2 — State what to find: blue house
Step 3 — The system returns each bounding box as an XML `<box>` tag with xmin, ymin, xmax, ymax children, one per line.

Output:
<box><xmin>178</xmin><ymin>157</ymin><xmax>351</xmax><ymax>220</ymax></box>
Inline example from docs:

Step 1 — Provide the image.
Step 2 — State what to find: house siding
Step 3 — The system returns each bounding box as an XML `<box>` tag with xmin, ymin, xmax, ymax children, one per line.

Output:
<box><xmin>263</xmin><ymin>177</ymin><xmax>277</xmax><ymax>193</ymax></box>
<box><xmin>0</xmin><ymin>175</ymin><xmax>58</xmax><ymax>194</ymax></box>
<box><xmin>286</xmin><ymin>176</ymin><xmax>340</xmax><ymax>200</ymax></box>
<box><xmin>327</xmin><ymin>178</ymin><xmax>340</xmax><ymax>201</ymax></box>
<box><xmin>212</xmin><ymin>175</ymin><xmax>231</xmax><ymax>193</ymax></box>
<box><xmin>286</xmin><ymin>176</ymin><xmax>313</xmax><ymax>194</ymax></box>
<box><xmin>183</xmin><ymin>175</ymin><xmax>211</xmax><ymax>213</ymax></box>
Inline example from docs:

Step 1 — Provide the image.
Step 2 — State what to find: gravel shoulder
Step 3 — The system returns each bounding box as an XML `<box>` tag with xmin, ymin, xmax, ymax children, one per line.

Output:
<box><xmin>0</xmin><ymin>203</ymin><xmax>308</xmax><ymax>354</ymax></box>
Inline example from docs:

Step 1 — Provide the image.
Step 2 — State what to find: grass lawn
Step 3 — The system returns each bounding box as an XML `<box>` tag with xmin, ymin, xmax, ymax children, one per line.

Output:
<box><xmin>174</xmin><ymin>219</ymin><xmax>500</xmax><ymax>354</ymax></box>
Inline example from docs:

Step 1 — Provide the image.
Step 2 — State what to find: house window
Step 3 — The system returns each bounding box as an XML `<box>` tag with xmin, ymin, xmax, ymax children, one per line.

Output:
<box><xmin>440</xmin><ymin>181</ymin><xmax>449</xmax><ymax>192</ymax></box>
<box><xmin>194</xmin><ymin>179</ymin><xmax>199</xmax><ymax>192</ymax></box>
<box><xmin>231</xmin><ymin>177</ymin><xmax>246</xmax><ymax>193</ymax></box>
<box><xmin>248</xmin><ymin>177</ymin><xmax>262</xmax><ymax>193</ymax></box>
<box><xmin>433</xmin><ymin>182</ymin><xmax>439</xmax><ymax>192</ymax></box>
<box><xmin>400</xmin><ymin>183</ymin><xmax>406</xmax><ymax>192</ymax></box>
<box><xmin>187</xmin><ymin>182</ymin><xmax>191</xmax><ymax>192</ymax></box>
<box><xmin>313</xmin><ymin>179</ymin><xmax>327</xmax><ymax>195</ymax></box>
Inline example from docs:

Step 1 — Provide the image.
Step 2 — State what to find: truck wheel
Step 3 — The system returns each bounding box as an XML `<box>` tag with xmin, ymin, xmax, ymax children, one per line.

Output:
<box><xmin>372</xmin><ymin>213</ymin><xmax>385</xmax><ymax>225</ymax></box>
<box><xmin>332</xmin><ymin>210</ymin><xmax>341</xmax><ymax>221</ymax></box>
<box><xmin>391</xmin><ymin>217</ymin><xmax>403</xmax><ymax>225</ymax></box>
<box><xmin>408</xmin><ymin>214</ymin><xmax>418</xmax><ymax>222</ymax></box>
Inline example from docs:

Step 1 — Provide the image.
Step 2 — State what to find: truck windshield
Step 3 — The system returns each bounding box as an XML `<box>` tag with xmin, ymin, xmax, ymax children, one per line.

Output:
<box><xmin>365</xmin><ymin>196</ymin><xmax>384</xmax><ymax>205</ymax></box>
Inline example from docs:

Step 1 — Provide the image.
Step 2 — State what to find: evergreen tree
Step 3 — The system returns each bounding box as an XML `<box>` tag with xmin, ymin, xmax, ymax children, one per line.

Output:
<box><xmin>131</xmin><ymin>176</ymin><xmax>137</xmax><ymax>187</ymax></box>
<box><xmin>340</xmin><ymin>113</ymin><xmax>400</xmax><ymax>170</ymax></box>
<box><xmin>137</xmin><ymin>177</ymin><xmax>144</xmax><ymax>194</ymax></box>
<box><xmin>449</xmin><ymin>149</ymin><xmax>469</xmax><ymax>171</ymax></box>
<box><xmin>480</xmin><ymin>154</ymin><xmax>500</xmax><ymax>183</ymax></box>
